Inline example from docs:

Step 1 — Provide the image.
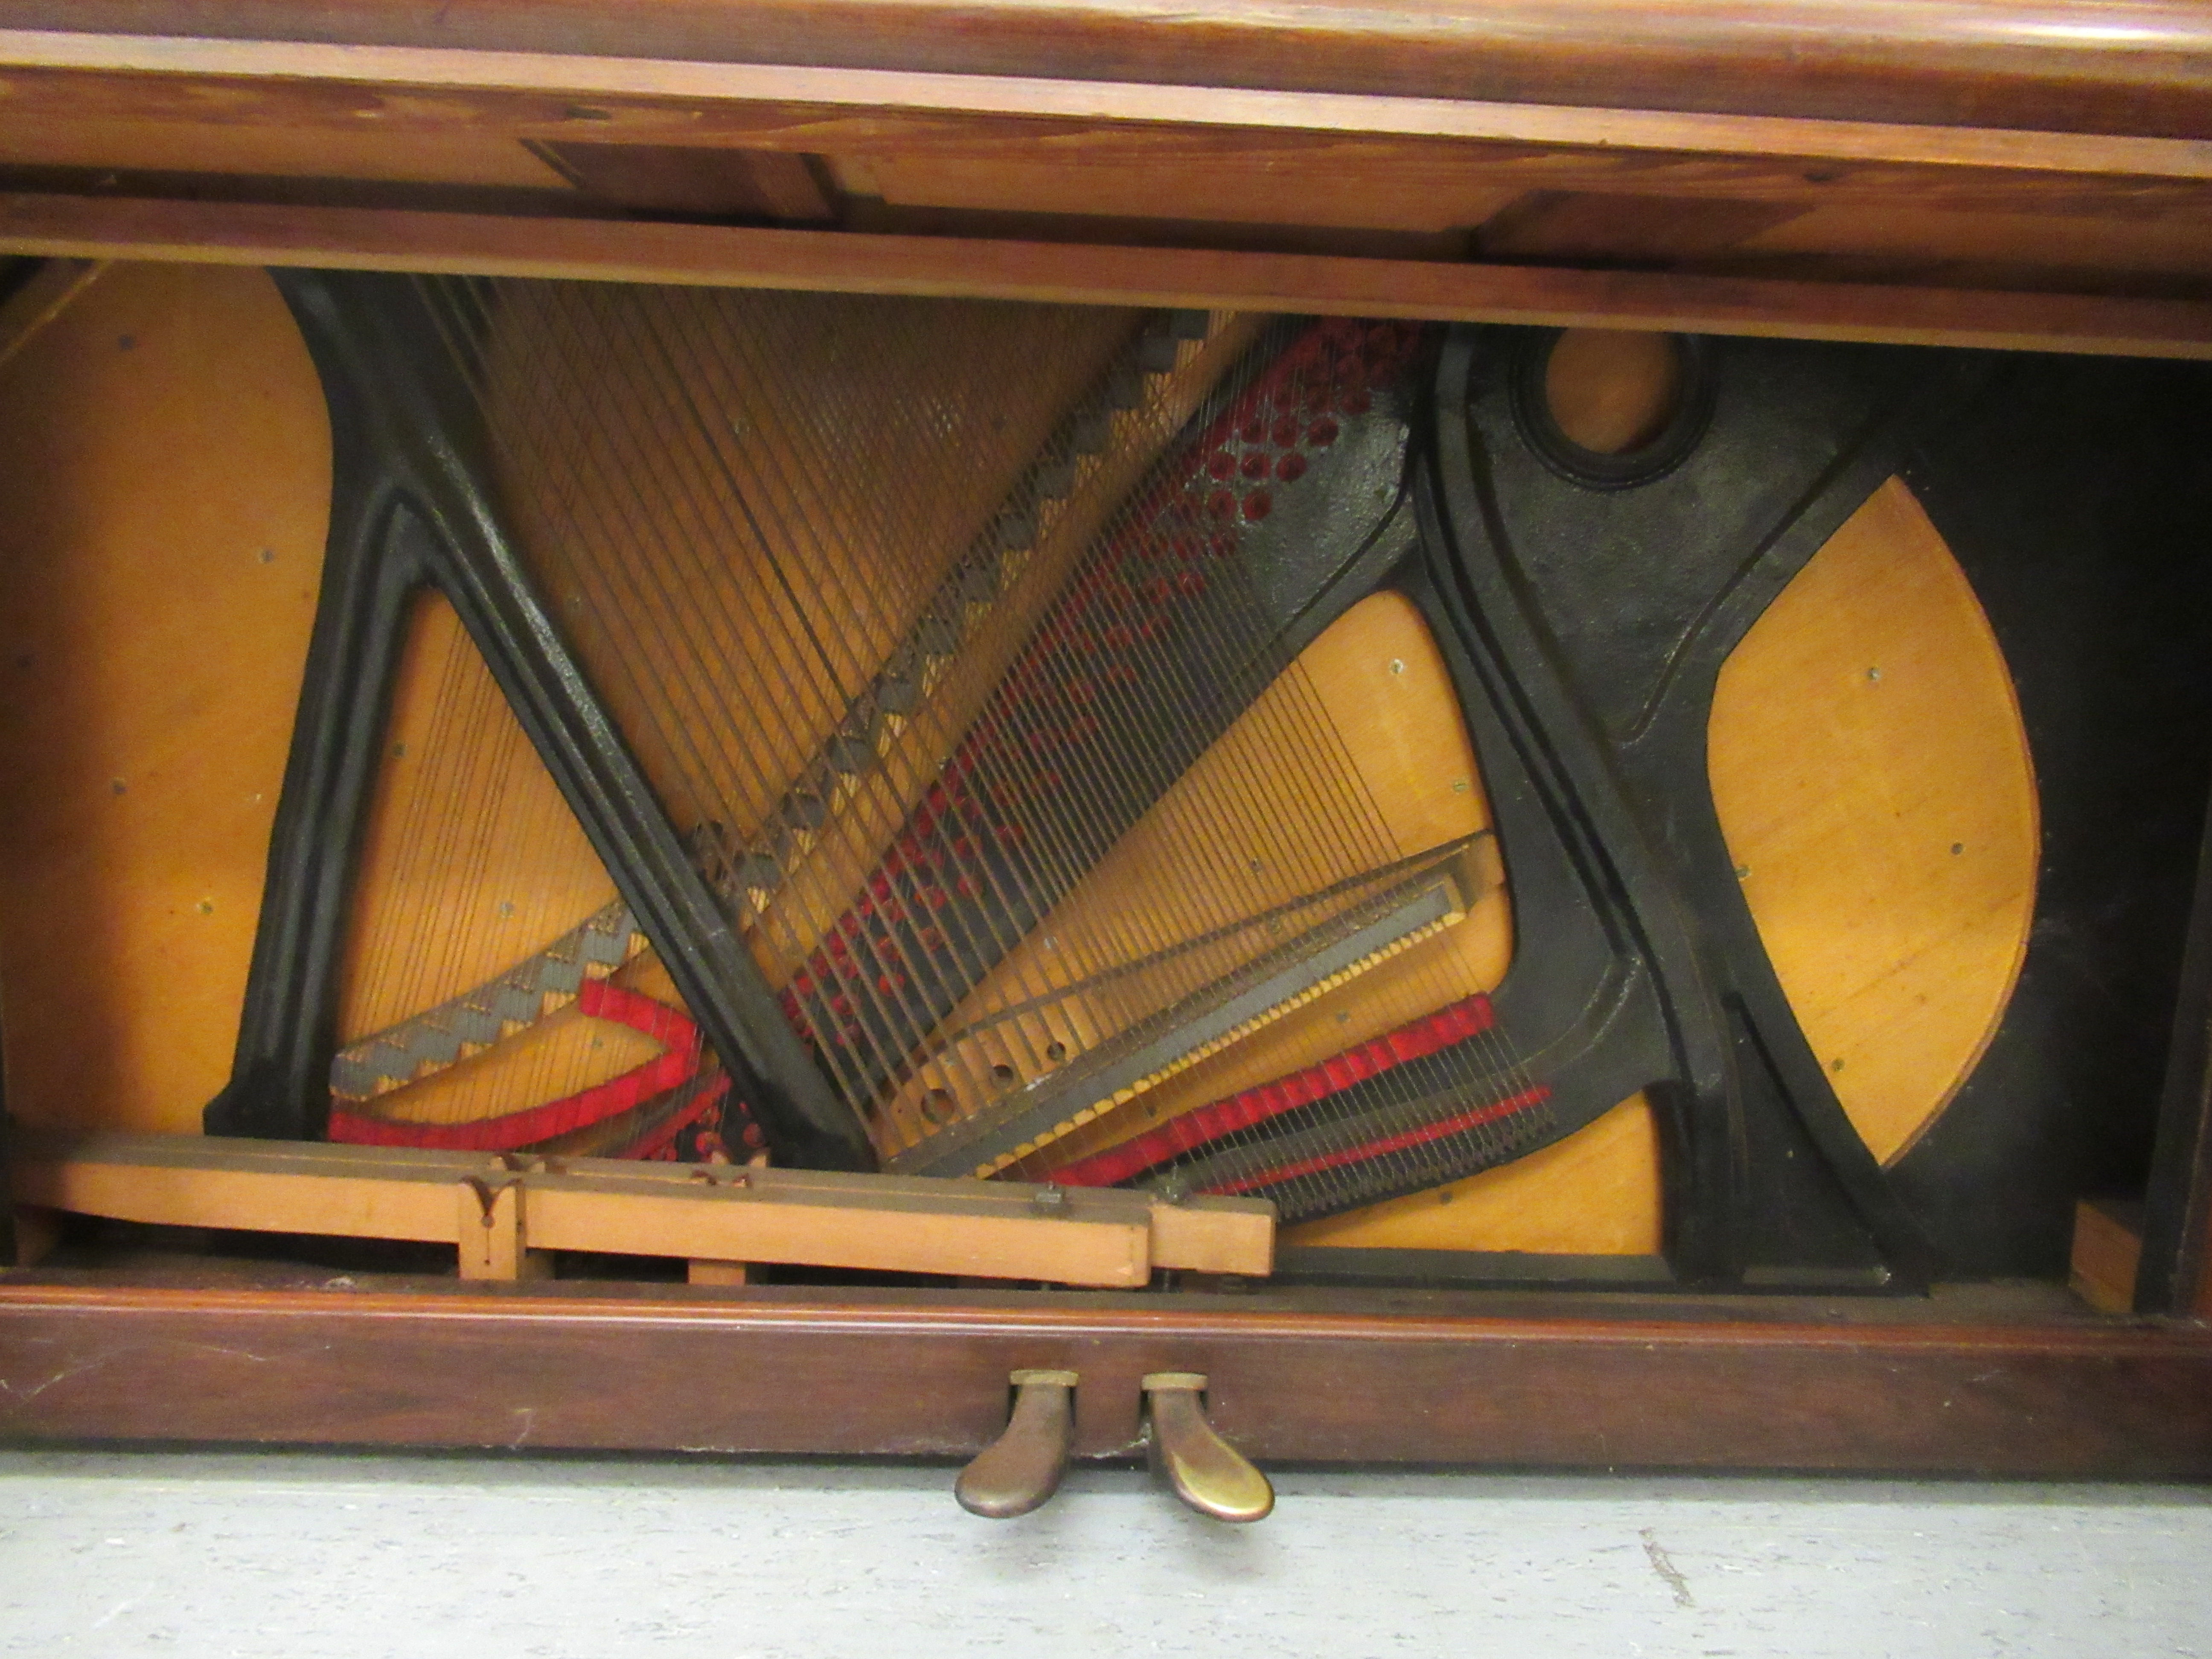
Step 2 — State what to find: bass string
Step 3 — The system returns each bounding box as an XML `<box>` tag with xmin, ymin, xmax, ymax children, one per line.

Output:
<box><xmin>854</xmin><ymin>329</ymin><xmax>1424</xmax><ymax>1150</ymax></box>
<box><xmin>730</xmin><ymin>314</ymin><xmax>1283</xmax><ymax>1123</ymax></box>
<box><xmin>1024</xmin><ymin>700</ymin><xmax>1523</xmax><ymax>1200</ymax></box>
<box><xmin>1171</xmin><ymin>878</ymin><xmax>1543</xmax><ymax>1218</ymax></box>
<box><xmin>440</xmin><ymin>279</ymin><xmax>1132</xmax><ymax>1123</ymax></box>
<box><xmin>416</xmin><ymin>279</ymin><xmax>1495</xmax><ymax>1176</ymax></box>
<box><xmin>928</xmin><ymin>651</ymin><xmax>1415</xmax><ymax>1116</ymax></box>
<box><xmin>498</xmin><ymin>274</ymin><xmax>1092</xmax><ymax>1039</ymax></box>
<box><xmin>1161</xmin><ymin>665</ymin><xmax>1540</xmax><ymax>1214</ymax></box>
<box><xmin>896</xmin><ymin>332</ymin><xmax>1410</xmax><ymax>1095</ymax></box>
<box><xmin>460</xmin><ymin>279</ymin><xmax>850</xmax><ymax>838</ymax></box>
<box><xmin>779</xmin><ymin>319</ymin><xmax>1415</xmax><ymax>1145</ymax></box>
<box><xmin>1083</xmin><ymin>332</ymin><xmax>1549</xmax><ymax>1212</ymax></box>
<box><xmin>1025</xmin><ymin>599</ymin><xmax>1542</xmax><ymax>1209</ymax></box>
<box><xmin>843</xmin><ymin>343</ymin><xmax>1302</xmax><ymax>1135</ymax></box>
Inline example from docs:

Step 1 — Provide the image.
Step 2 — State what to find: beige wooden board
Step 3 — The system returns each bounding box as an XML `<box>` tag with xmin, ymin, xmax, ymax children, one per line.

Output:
<box><xmin>7</xmin><ymin>33</ymin><xmax>2212</xmax><ymax>184</ymax></box>
<box><xmin>11</xmin><ymin>1133</ymin><xmax>460</xmax><ymax>1243</ymax></box>
<box><xmin>856</xmin><ymin>151</ymin><xmax>1525</xmax><ymax>237</ymax></box>
<box><xmin>522</xmin><ymin>1176</ymin><xmax>1153</xmax><ymax>1286</ymax></box>
<box><xmin>0</xmin><ymin>261</ymin><xmax>329</xmax><ymax>1133</ymax></box>
<box><xmin>1708</xmin><ymin>476</ymin><xmax>2037</xmax><ymax>1166</ymax></box>
<box><xmin>2069</xmin><ymin>1197</ymin><xmax>2145</xmax><ymax>1316</ymax></box>
<box><xmin>5</xmin><ymin>195</ymin><xmax>2206</xmax><ymax>358</ymax></box>
<box><xmin>8</xmin><ymin>1129</ymin><xmax>1270</xmax><ymax>1285</ymax></box>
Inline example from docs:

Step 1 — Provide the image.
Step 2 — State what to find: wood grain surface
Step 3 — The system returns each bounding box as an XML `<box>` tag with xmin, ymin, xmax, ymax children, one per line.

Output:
<box><xmin>0</xmin><ymin>1277</ymin><xmax>2206</xmax><ymax>1473</ymax></box>
<box><xmin>4</xmin><ymin>198</ymin><xmax>2205</xmax><ymax>358</ymax></box>
<box><xmin>3</xmin><ymin>40</ymin><xmax>2209</xmax><ymax>304</ymax></box>
<box><xmin>2</xmin><ymin>1</ymin><xmax>2209</xmax><ymax>137</ymax></box>
<box><xmin>1710</xmin><ymin>477</ymin><xmax>2036</xmax><ymax>1167</ymax></box>
<box><xmin>0</xmin><ymin>261</ymin><xmax>327</xmax><ymax>1134</ymax></box>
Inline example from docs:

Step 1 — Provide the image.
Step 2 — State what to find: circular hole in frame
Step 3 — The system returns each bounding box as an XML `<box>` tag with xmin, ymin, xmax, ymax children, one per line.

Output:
<box><xmin>1511</xmin><ymin>329</ymin><xmax>1714</xmax><ymax>489</ymax></box>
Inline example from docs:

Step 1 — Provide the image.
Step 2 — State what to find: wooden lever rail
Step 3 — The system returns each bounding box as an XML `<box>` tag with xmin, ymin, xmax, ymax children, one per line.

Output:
<box><xmin>8</xmin><ymin>1129</ymin><xmax>1273</xmax><ymax>1287</ymax></box>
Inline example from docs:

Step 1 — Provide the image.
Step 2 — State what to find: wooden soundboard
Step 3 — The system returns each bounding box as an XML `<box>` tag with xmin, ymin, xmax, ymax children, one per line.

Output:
<box><xmin>0</xmin><ymin>2</ymin><xmax>2209</xmax><ymax>1481</ymax></box>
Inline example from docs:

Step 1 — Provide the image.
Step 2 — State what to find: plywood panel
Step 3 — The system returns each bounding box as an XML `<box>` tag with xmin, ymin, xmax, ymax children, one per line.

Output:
<box><xmin>1709</xmin><ymin>477</ymin><xmax>2037</xmax><ymax>1166</ymax></box>
<box><xmin>0</xmin><ymin>261</ymin><xmax>329</xmax><ymax>1132</ymax></box>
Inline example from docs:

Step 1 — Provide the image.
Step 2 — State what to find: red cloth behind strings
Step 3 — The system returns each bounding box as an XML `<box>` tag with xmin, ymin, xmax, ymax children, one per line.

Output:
<box><xmin>1046</xmin><ymin>992</ymin><xmax>1505</xmax><ymax>1188</ymax></box>
<box><xmin>328</xmin><ymin>978</ymin><xmax>704</xmax><ymax>1152</ymax></box>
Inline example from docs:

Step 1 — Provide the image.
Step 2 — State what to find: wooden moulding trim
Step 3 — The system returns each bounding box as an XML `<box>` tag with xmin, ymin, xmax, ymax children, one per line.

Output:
<box><xmin>1</xmin><ymin>192</ymin><xmax>2208</xmax><ymax>360</ymax></box>
<box><xmin>0</xmin><ymin>1</ymin><xmax>2209</xmax><ymax>139</ymax></box>
<box><xmin>4</xmin><ymin>29</ymin><xmax>2212</xmax><ymax>182</ymax></box>
<box><xmin>3</xmin><ymin>1284</ymin><xmax>2212</xmax><ymax>1471</ymax></box>
<box><xmin>0</xmin><ymin>1281</ymin><xmax>2204</xmax><ymax>1348</ymax></box>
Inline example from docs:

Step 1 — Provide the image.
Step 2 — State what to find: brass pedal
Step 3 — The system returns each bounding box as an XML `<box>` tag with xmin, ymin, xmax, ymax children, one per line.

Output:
<box><xmin>955</xmin><ymin>1368</ymin><xmax>1078</xmax><ymax>1518</ymax></box>
<box><xmin>1143</xmin><ymin>1371</ymin><xmax>1274</xmax><ymax>1522</ymax></box>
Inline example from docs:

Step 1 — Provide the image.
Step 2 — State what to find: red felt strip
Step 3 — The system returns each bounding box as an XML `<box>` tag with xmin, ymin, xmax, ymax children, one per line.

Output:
<box><xmin>1198</xmin><ymin>1084</ymin><xmax>1553</xmax><ymax>1197</ymax></box>
<box><xmin>1048</xmin><ymin>992</ymin><xmax>1495</xmax><ymax>1187</ymax></box>
<box><xmin>328</xmin><ymin>978</ymin><xmax>706</xmax><ymax>1153</ymax></box>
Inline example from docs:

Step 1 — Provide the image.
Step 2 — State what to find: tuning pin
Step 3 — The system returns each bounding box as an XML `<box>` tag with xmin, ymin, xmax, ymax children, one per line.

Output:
<box><xmin>1143</xmin><ymin>1372</ymin><xmax>1273</xmax><ymax>1523</ymax></box>
<box><xmin>955</xmin><ymin>1368</ymin><xmax>1078</xmax><ymax>1519</ymax></box>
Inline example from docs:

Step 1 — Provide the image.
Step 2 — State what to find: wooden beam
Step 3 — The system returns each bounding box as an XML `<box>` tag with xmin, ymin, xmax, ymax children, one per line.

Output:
<box><xmin>1</xmin><ymin>192</ymin><xmax>2206</xmax><ymax>358</ymax></box>
<box><xmin>1</xmin><ymin>1276</ymin><xmax>2208</xmax><ymax>1472</ymax></box>
<box><xmin>1</xmin><ymin>27</ymin><xmax>2209</xmax><ymax>180</ymax></box>
<box><xmin>0</xmin><ymin>2</ymin><xmax>2209</xmax><ymax>146</ymax></box>
<box><xmin>8</xmin><ymin>1130</ymin><xmax>1273</xmax><ymax>1286</ymax></box>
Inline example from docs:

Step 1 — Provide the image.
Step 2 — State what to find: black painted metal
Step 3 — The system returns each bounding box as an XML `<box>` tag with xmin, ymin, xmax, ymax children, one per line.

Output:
<box><xmin>206</xmin><ymin>270</ymin><xmax>868</xmax><ymax>1168</ymax></box>
<box><xmin>1894</xmin><ymin>354</ymin><xmax>2212</xmax><ymax>1287</ymax></box>
<box><xmin>1426</xmin><ymin>328</ymin><xmax>1978</xmax><ymax>1285</ymax></box>
<box><xmin>1132</xmin><ymin>329</ymin><xmax>1968</xmax><ymax>1284</ymax></box>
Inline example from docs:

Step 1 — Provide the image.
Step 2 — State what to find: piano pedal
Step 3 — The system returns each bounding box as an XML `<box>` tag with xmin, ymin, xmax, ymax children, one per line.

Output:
<box><xmin>954</xmin><ymin>1368</ymin><xmax>1276</xmax><ymax>1522</ymax></box>
<box><xmin>1144</xmin><ymin>1371</ymin><xmax>1274</xmax><ymax>1523</ymax></box>
<box><xmin>955</xmin><ymin>1368</ymin><xmax>1079</xmax><ymax>1519</ymax></box>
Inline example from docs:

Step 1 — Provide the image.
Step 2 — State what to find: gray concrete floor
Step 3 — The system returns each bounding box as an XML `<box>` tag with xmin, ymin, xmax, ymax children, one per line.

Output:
<box><xmin>2</xmin><ymin>1450</ymin><xmax>2207</xmax><ymax>1657</ymax></box>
